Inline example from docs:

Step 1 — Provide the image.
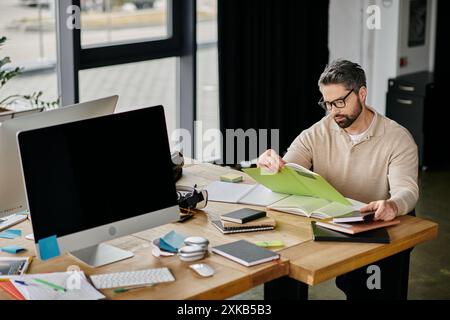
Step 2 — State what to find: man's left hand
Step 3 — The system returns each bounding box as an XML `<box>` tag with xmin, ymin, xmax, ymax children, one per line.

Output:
<box><xmin>360</xmin><ymin>200</ymin><xmax>398</xmax><ymax>221</ymax></box>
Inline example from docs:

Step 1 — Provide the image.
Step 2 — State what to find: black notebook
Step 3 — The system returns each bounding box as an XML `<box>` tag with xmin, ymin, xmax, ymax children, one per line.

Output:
<box><xmin>211</xmin><ymin>220</ymin><xmax>275</xmax><ymax>234</ymax></box>
<box><xmin>311</xmin><ymin>221</ymin><xmax>390</xmax><ymax>244</ymax></box>
<box><xmin>211</xmin><ymin>239</ymin><xmax>280</xmax><ymax>266</ymax></box>
<box><xmin>220</xmin><ymin>208</ymin><xmax>266</xmax><ymax>224</ymax></box>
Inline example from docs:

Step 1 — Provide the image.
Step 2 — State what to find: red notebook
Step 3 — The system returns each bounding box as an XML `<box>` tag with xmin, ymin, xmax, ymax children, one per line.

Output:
<box><xmin>0</xmin><ymin>281</ymin><xmax>26</xmax><ymax>300</ymax></box>
<box><xmin>316</xmin><ymin>219</ymin><xmax>400</xmax><ymax>235</ymax></box>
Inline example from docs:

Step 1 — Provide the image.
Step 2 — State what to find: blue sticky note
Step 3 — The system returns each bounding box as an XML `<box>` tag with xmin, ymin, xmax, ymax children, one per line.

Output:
<box><xmin>0</xmin><ymin>231</ymin><xmax>20</xmax><ymax>239</ymax></box>
<box><xmin>160</xmin><ymin>231</ymin><xmax>186</xmax><ymax>252</ymax></box>
<box><xmin>0</xmin><ymin>233</ymin><xmax>17</xmax><ymax>239</ymax></box>
<box><xmin>158</xmin><ymin>239</ymin><xmax>178</xmax><ymax>253</ymax></box>
<box><xmin>7</xmin><ymin>229</ymin><xmax>22</xmax><ymax>236</ymax></box>
<box><xmin>38</xmin><ymin>235</ymin><xmax>61</xmax><ymax>261</ymax></box>
<box><xmin>1</xmin><ymin>245</ymin><xmax>27</xmax><ymax>254</ymax></box>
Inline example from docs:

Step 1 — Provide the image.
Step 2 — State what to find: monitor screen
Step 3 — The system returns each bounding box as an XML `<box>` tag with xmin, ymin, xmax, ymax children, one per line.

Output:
<box><xmin>18</xmin><ymin>106</ymin><xmax>177</xmax><ymax>241</ymax></box>
<box><xmin>0</xmin><ymin>95</ymin><xmax>117</xmax><ymax>217</ymax></box>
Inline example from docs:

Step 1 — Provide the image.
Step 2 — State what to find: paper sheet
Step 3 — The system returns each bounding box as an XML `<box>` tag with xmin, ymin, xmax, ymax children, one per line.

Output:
<box><xmin>239</xmin><ymin>184</ymin><xmax>289</xmax><ymax>206</ymax></box>
<box><xmin>5</xmin><ymin>272</ymin><xmax>105</xmax><ymax>300</ymax></box>
<box><xmin>206</xmin><ymin>181</ymin><xmax>257</xmax><ymax>203</ymax></box>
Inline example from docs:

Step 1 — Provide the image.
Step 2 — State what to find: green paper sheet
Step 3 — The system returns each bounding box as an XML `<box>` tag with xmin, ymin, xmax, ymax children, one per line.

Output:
<box><xmin>243</xmin><ymin>164</ymin><xmax>350</xmax><ymax>205</ymax></box>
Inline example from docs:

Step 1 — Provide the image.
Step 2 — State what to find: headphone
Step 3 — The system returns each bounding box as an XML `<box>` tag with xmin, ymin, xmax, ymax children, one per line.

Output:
<box><xmin>176</xmin><ymin>185</ymin><xmax>208</xmax><ymax>210</ymax></box>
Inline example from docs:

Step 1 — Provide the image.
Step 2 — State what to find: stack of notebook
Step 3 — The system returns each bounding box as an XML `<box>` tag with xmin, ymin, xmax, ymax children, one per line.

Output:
<box><xmin>311</xmin><ymin>211</ymin><xmax>401</xmax><ymax>244</ymax></box>
<box><xmin>212</xmin><ymin>208</ymin><xmax>276</xmax><ymax>234</ymax></box>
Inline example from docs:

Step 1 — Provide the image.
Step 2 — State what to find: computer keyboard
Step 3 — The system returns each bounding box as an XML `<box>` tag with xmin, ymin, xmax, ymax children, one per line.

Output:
<box><xmin>0</xmin><ymin>212</ymin><xmax>28</xmax><ymax>232</ymax></box>
<box><xmin>90</xmin><ymin>268</ymin><xmax>175</xmax><ymax>289</ymax></box>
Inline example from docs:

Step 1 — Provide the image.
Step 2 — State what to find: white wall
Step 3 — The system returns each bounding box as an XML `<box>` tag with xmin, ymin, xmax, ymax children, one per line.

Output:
<box><xmin>328</xmin><ymin>0</ymin><xmax>364</xmax><ymax>64</ymax></box>
<box><xmin>397</xmin><ymin>0</ymin><xmax>435</xmax><ymax>75</ymax></box>
<box><xmin>328</xmin><ymin>0</ymin><xmax>436</xmax><ymax>115</ymax></box>
<box><xmin>370</xmin><ymin>0</ymin><xmax>401</xmax><ymax>114</ymax></box>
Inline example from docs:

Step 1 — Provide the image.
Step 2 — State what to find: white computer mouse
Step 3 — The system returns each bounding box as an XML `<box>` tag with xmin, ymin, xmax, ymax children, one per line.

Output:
<box><xmin>189</xmin><ymin>263</ymin><xmax>214</xmax><ymax>277</ymax></box>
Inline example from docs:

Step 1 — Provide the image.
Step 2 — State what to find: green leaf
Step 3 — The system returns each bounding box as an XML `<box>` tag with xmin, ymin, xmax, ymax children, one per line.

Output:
<box><xmin>1</xmin><ymin>35</ymin><xmax>58</xmax><ymax>111</ymax></box>
<box><xmin>0</xmin><ymin>56</ymin><xmax>11</xmax><ymax>69</ymax></box>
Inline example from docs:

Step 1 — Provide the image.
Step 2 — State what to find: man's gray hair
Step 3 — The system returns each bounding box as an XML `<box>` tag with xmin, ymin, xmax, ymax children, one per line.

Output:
<box><xmin>318</xmin><ymin>59</ymin><xmax>367</xmax><ymax>92</ymax></box>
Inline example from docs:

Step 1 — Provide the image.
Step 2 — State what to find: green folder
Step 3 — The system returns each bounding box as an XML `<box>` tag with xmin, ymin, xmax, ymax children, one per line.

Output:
<box><xmin>242</xmin><ymin>164</ymin><xmax>351</xmax><ymax>205</ymax></box>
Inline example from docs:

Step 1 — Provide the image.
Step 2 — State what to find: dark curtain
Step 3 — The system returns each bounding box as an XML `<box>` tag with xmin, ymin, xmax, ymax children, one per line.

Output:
<box><xmin>434</xmin><ymin>0</ymin><xmax>449</xmax><ymax>87</ymax></box>
<box><xmin>431</xmin><ymin>0</ymin><xmax>450</xmax><ymax>167</ymax></box>
<box><xmin>218</xmin><ymin>0</ymin><xmax>329</xmax><ymax>165</ymax></box>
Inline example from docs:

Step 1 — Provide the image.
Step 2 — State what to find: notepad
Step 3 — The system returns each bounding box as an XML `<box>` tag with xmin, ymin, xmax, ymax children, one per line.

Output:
<box><xmin>311</xmin><ymin>222</ymin><xmax>390</xmax><ymax>244</ymax></box>
<box><xmin>221</xmin><ymin>208</ymin><xmax>266</xmax><ymax>224</ymax></box>
<box><xmin>212</xmin><ymin>240</ymin><xmax>280</xmax><ymax>267</ymax></box>
<box><xmin>315</xmin><ymin>219</ymin><xmax>400</xmax><ymax>235</ymax></box>
<box><xmin>211</xmin><ymin>220</ymin><xmax>275</xmax><ymax>234</ymax></box>
<box><xmin>221</xmin><ymin>215</ymin><xmax>276</xmax><ymax>229</ymax></box>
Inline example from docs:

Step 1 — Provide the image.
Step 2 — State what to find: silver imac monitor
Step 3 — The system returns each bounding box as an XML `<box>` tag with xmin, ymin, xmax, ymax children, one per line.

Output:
<box><xmin>0</xmin><ymin>95</ymin><xmax>118</xmax><ymax>218</ymax></box>
<box><xmin>17</xmin><ymin>105</ymin><xmax>179</xmax><ymax>267</ymax></box>
<box><xmin>0</xmin><ymin>107</ymin><xmax>44</xmax><ymax>123</ymax></box>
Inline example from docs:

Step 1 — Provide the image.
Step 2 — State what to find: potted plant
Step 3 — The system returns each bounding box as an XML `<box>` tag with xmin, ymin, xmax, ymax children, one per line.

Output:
<box><xmin>0</xmin><ymin>36</ymin><xmax>58</xmax><ymax>117</ymax></box>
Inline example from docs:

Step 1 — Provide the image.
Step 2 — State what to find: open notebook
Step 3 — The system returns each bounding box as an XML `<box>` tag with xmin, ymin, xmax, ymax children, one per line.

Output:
<box><xmin>268</xmin><ymin>195</ymin><xmax>366</xmax><ymax>219</ymax></box>
<box><xmin>207</xmin><ymin>163</ymin><xmax>366</xmax><ymax>219</ymax></box>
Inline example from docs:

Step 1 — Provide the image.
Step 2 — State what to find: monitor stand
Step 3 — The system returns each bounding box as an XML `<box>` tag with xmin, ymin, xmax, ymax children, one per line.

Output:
<box><xmin>70</xmin><ymin>243</ymin><xmax>134</xmax><ymax>268</ymax></box>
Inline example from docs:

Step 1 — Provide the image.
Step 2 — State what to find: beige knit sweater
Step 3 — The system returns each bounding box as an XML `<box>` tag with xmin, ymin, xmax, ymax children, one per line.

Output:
<box><xmin>283</xmin><ymin>108</ymin><xmax>419</xmax><ymax>215</ymax></box>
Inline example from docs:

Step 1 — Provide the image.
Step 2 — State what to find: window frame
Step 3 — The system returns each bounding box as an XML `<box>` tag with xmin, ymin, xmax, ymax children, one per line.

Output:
<box><xmin>56</xmin><ymin>0</ymin><xmax>196</xmax><ymax>155</ymax></box>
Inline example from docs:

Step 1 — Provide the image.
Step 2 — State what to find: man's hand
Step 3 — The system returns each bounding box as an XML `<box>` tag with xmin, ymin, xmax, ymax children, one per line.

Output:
<box><xmin>257</xmin><ymin>149</ymin><xmax>286</xmax><ymax>173</ymax></box>
<box><xmin>360</xmin><ymin>200</ymin><xmax>398</xmax><ymax>221</ymax></box>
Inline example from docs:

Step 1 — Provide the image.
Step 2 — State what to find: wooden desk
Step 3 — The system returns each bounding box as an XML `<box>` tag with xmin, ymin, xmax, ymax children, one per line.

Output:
<box><xmin>0</xmin><ymin>162</ymin><xmax>438</xmax><ymax>300</ymax></box>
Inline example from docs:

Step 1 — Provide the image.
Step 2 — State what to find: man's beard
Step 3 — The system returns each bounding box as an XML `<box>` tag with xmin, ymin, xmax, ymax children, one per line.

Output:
<box><xmin>334</xmin><ymin>100</ymin><xmax>363</xmax><ymax>128</ymax></box>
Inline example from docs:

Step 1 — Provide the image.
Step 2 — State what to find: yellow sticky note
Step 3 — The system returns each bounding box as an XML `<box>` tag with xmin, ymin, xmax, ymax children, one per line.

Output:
<box><xmin>255</xmin><ymin>240</ymin><xmax>285</xmax><ymax>248</ymax></box>
<box><xmin>220</xmin><ymin>174</ymin><xmax>243</xmax><ymax>183</ymax></box>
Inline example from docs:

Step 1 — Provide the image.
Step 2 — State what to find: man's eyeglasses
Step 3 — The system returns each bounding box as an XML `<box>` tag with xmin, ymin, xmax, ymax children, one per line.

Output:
<box><xmin>318</xmin><ymin>89</ymin><xmax>354</xmax><ymax>111</ymax></box>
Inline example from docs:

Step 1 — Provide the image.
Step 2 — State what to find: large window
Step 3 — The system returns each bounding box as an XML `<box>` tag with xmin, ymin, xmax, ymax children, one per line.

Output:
<box><xmin>81</xmin><ymin>0</ymin><xmax>169</xmax><ymax>47</ymax></box>
<box><xmin>196</xmin><ymin>0</ymin><xmax>219</xmax><ymax>161</ymax></box>
<box><xmin>79</xmin><ymin>58</ymin><xmax>177</xmax><ymax>145</ymax></box>
<box><xmin>0</xmin><ymin>0</ymin><xmax>58</xmax><ymax>112</ymax></box>
<box><xmin>2</xmin><ymin>0</ymin><xmax>199</xmax><ymax>156</ymax></box>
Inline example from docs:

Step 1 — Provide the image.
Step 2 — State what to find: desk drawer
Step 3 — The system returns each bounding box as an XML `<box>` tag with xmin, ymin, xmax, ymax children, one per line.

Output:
<box><xmin>388</xmin><ymin>80</ymin><xmax>425</xmax><ymax>96</ymax></box>
<box><xmin>387</xmin><ymin>72</ymin><xmax>433</xmax><ymax>96</ymax></box>
<box><xmin>386</xmin><ymin>92</ymin><xmax>424</xmax><ymax>138</ymax></box>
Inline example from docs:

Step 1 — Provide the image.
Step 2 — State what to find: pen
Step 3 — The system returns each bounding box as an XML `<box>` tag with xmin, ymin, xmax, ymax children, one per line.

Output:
<box><xmin>114</xmin><ymin>283</ymin><xmax>154</xmax><ymax>294</ymax></box>
<box><xmin>32</xmin><ymin>278</ymin><xmax>66</xmax><ymax>292</ymax></box>
<box><xmin>14</xmin><ymin>280</ymin><xmax>30</xmax><ymax>286</ymax></box>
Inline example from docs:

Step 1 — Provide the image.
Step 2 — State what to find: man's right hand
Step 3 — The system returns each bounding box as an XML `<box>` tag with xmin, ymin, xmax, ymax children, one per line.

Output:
<box><xmin>256</xmin><ymin>149</ymin><xmax>286</xmax><ymax>173</ymax></box>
